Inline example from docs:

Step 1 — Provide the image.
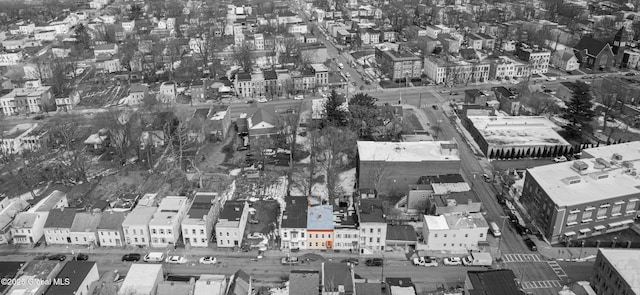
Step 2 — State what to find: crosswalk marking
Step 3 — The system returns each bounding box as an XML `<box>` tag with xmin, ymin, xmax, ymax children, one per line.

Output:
<box><xmin>547</xmin><ymin>261</ymin><xmax>569</xmax><ymax>280</ymax></box>
<box><xmin>502</xmin><ymin>254</ymin><xmax>545</xmax><ymax>263</ymax></box>
<box><xmin>521</xmin><ymin>280</ymin><xmax>563</xmax><ymax>289</ymax></box>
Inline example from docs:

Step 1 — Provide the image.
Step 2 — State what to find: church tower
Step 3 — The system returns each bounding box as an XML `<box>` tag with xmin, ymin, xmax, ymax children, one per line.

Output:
<box><xmin>612</xmin><ymin>26</ymin><xmax>629</xmax><ymax>55</ymax></box>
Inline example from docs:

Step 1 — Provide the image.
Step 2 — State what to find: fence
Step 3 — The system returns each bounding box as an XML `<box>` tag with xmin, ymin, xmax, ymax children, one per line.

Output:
<box><xmin>565</xmin><ymin>239</ymin><xmax>640</xmax><ymax>249</ymax></box>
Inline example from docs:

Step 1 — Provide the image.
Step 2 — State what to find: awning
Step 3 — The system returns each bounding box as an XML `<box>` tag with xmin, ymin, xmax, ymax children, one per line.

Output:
<box><xmin>594</xmin><ymin>225</ymin><xmax>606</xmax><ymax>230</ymax></box>
<box><xmin>629</xmin><ymin>198</ymin><xmax>639</xmax><ymax>202</ymax></box>
<box><xmin>564</xmin><ymin>231</ymin><xmax>576</xmax><ymax>236</ymax></box>
<box><xmin>615</xmin><ymin>201</ymin><xmax>625</xmax><ymax>205</ymax></box>
<box><xmin>609</xmin><ymin>222</ymin><xmax>622</xmax><ymax>227</ymax></box>
<box><xmin>620</xmin><ymin>220</ymin><xmax>634</xmax><ymax>225</ymax></box>
<box><xmin>579</xmin><ymin>228</ymin><xmax>591</xmax><ymax>233</ymax></box>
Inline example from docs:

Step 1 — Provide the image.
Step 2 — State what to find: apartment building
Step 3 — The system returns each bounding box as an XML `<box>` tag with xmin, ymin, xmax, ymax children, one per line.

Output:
<box><xmin>280</xmin><ymin>196</ymin><xmax>308</xmax><ymax>251</ymax></box>
<box><xmin>182</xmin><ymin>193</ymin><xmax>219</xmax><ymax>247</ymax></box>
<box><xmin>423</xmin><ymin>57</ymin><xmax>490</xmax><ymax>85</ymax></box>
<box><xmin>0</xmin><ymin>198</ymin><xmax>29</xmax><ymax>244</ymax></box>
<box><xmin>11</xmin><ymin>212</ymin><xmax>49</xmax><ymax>245</ymax></box>
<box><xmin>520</xmin><ymin>142</ymin><xmax>640</xmax><ymax>244</ymax></box>
<box><xmin>310</xmin><ymin>64</ymin><xmax>329</xmax><ymax>86</ymax></box>
<box><xmin>0</xmin><ymin>123</ymin><xmax>49</xmax><ymax>155</ymax></box>
<box><xmin>591</xmin><ymin>249</ymin><xmax>639</xmax><ymax>295</ymax></box>
<box><xmin>122</xmin><ymin>206</ymin><xmax>157</xmax><ymax>247</ymax></box>
<box><xmin>375</xmin><ymin>45</ymin><xmax>422</xmax><ymax>81</ymax></box>
<box><xmin>422</xmin><ymin>213</ymin><xmax>489</xmax><ymax>251</ymax></box>
<box><xmin>357</xmin><ymin>199</ymin><xmax>387</xmax><ymax>254</ymax></box>
<box><xmin>515</xmin><ymin>44</ymin><xmax>551</xmax><ymax>75</ymax></box>
<box><xmin>149</xmin><ymin>196</ymin><xmax>189</xmax><ymax>248</ymax></box>
<box><xmin>69</xmin><ymin>212</ymin><xmax>102</xmax><ymax>246</ymax></box>
<box><xmin>216</xmin><ymin>201</ymin><xmax>248</xmax><ymax>248</ymax></box>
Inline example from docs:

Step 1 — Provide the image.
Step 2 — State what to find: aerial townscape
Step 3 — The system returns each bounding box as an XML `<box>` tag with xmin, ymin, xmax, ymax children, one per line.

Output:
<box><xmin>2</xmin><ymin>0</ymin><xmax>640</xmax><ymax>294</ymax></box>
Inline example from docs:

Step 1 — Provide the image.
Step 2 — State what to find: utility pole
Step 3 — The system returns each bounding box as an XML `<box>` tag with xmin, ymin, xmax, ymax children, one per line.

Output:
<box><xmin>418</xmin><ymin>92</ymin><xmax>422</xmax><ymax>108</ymax></box>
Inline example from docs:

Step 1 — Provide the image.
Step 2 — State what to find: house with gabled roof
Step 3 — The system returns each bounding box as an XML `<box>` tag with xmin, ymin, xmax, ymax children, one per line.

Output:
<box><xmin>0</xmin><ymin>197</ymin><xmax>29</xmax><ymax>244</ymax></box>
<box><xmin>226</xmin><ymin>270</ymin><xmax>251</xmax><ymax>295</ymax></box>
<box><xmin>573</xmin><ymin>36</ymin><xmax>615</xmax><ymax>70</ymax></box>
<box><xmin>69</xmin><ymin>212</ymin><xmax>102</xmax><ymax>246</ymax></box>
<box><xmin>551</xmin><ymin>49</ymin><xmax>580</xmax><ymax>72</ymax></box>
<box><xmin>247</xmin><ymin>105</ymin><xmax>278</xmax><ymax>139</ymax></box>
<box><xmin>97</xmin><ymin>211</ymin><xmax>127</xmax><ymax>247</ymax></box>
<box><xmin>11</xmin><ymin>211</ymin><xmax>48</xmax><ymax>245</ymax></box>
<box><xmin>43</xmin><ymin>208</ymin><xmax>77</xmax><ymax>245</ymax></box>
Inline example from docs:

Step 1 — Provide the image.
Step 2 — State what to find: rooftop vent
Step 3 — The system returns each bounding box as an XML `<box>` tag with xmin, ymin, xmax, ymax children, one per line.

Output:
<box><xmin>622</xmin><ymin>161</ymin><xmax>634</xmax><ymax>168</ymax></box>
<box><xmin>572</xmin><ymin>161</ymin><xmax>588</xmax><ymax>172</ymax></box>
<box><xmin>612</xmin><ymin>153</ymin><xmax>623</xmax><ymax>161</ymax></box>
<box><xmin>595</xmin><ymin>158</ymin><xmax>611</xmax><ymax>168</ymax></box>
<box><xmin>561</xmin><ymin>176</ymin><xmax>582</xmax><ymax>185</ymax></box>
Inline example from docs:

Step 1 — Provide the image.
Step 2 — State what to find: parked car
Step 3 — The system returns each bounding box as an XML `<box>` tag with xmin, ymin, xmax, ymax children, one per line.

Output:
<box><xmin>199</xmin><ymin>256</ymin><xmax>217</xmax><ymax>264</ymax></box>
<box><xmin>248</xmin><ymin>219</ymin><xmax>259</xmax><ymax>224</ymax></box>
<box><xmin>248</xmin><ymin>232</ymin><xmax>265</xmax><ymax>240</ymax></box>
<box><xmin>257</xmin><ymin>98</ymin><xmax>268</xmax><ymax>103</ymax></box>
<box><xmin>524</xmin><ymin>238</ymin><xmax>538</xmax><ymax>251</ymax></box>
<box><xmin>47</xmin><ymin>254</ymin><xmax>66</xmax><ymax>261</ymax></box>
<box><xmin>165</xmin><ymin>256</ymin><xmax>187</xmax><ymax>264</ymax></box>
<box><xmin>294</xmin><ymin>94</ymin><xmax>304</xmax><ymax>100</ymax></box>
<box><xmin>365</xmin><ymin>258</ymin><xmax>383</xmax><ymax>266</ymax></box>
<box><xmin>33</xmin><ymin>115</ymin><xmax>45</xmax><ymax>120</ymax></box>
<box><xmin>281</xmin><ymin>256</ymin><xmax>299</xmax><ymax>265</ymax></box>
<box><xmin>625</xmin><ymin>72</ymin><xmax>636</xmax><ymax>76</ymax></box>
<box><xmin>481</xmin><ymin>173</ymin><xmax>491</xmax><ymax>182</ymax></box>
<box><xmin>443</xmin><ymin>257</ymin><xmax>462</xmax><ymax>266</ymax></box>
<box><xmin>122</xmin><ymin>253</ymin><xmax>141</xmax><ymax>262</ymax></box>
<box><xmin>237</xmin><ymin>145</ymin><xmax>249</xmax><ymax>151</ymax></box>
<box><xmin>341</xmin><ymin>258</ymin><xmax>359</xmax><ymax>265</ymax></box>
<box><xmin>413</xmin><ymin>257</ymin><xmax>438</xmax><ymax>267</ymax></box>
<box><xmin>338</xmin><ymin>63</ymin><xmax>344</xmax><ymax>69</ymax></box>
<box><xmin>432</xmin><ymin>105</ymin><xmax>438</xmax><ymax>110</ymax></box>
<box><xmin>74</xmin><ymin>253</ymin><xmax>89</xmax><ymax>261</ymax></box>
<box><xmin>553</xmin><ymin>156</ymin><xmax>568</xmax><ymax>163</ymax></box>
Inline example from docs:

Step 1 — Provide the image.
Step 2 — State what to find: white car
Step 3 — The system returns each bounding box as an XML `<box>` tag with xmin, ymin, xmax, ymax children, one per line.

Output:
<box><xmin>199</xmin><ymin>256</ymin><xmax>217</xmax><ymax>264</ymax></box>
<box><xmin>443</xmin><ymin>257</ymin><xmax>463</xmax><ymax>266</ymax></box>
<box><xmin>345</xmin><ymin>72</ymin><xmax>351</xmax><ymax>77</ymax></box>
<box><xmin>248</xmin><ymin>232</ymin><xmax>265</xmax><ymax>240</ymax></box>
<box><xmin>165</xmin><ymin>256</ymin><xmax>187</xmax><ymax>264</ymax></box>
<box><xmin>257</xmin><ymin>98</ymin><xmax>268</xmax><ymax>103</ymax></box>
<box><xmin>294</xmin><ymin>94</ymin><xmax>304</xmax><ymax>100</ymax></box>
<box><xmin>554</xmin><ymin>156</ymin><xmax>568</xmax><ymax>163</ymax></box>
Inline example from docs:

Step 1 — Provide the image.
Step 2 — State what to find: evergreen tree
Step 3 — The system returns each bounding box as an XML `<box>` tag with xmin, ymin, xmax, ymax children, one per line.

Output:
<box><xmin>562</xmin><ymin>82</ymin><xmax>596</xmax><ymax>139</ymax></box>
<box><xmin>323</xmin><ymin>90</ymin><xmax>348</xmax><ymax>127</ymax></box>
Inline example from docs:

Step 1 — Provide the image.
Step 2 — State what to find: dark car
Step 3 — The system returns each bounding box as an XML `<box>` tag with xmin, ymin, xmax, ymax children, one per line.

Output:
<box><xmin>47</xmin><ymin>254</ymin><xmax>66</xmax><ymax>261</ymax></box>
<box><xmin>33</xmin><ymin>115</ymin><xmax>45</xmax><ymax>120</ymax></box>
<box><xmin>524</xmin><ymin>238</ymin><xmax>537</xmax><ymax>251</ymax></box>
<box><xmin>341</xmin><ymin>258</ymin><xmax>359</xmax><ymax>265</ymax></box>
<box><xmin>74</xmin><ymin>253</ymin><xmax>89</xmax><ymax>261</ymax></box>
<box><xmin>365</xmin><ymin>258</ymin><xmax>383</xmax><ymax>266</ymax></box>
<box><xmin>237</xmin><ymin>145</ymin><xmax>249</xmax><ymax>151</ymax></box>
<box><xmin>515</xmin><ymin>224</ymin><xmax>530</xmax><ymax>236</ymax></box>
<box><xmin>625</xmin><ymin>72</ymin><xmax>636</xmax><ymax>76</ymax></box>
<box><xmin>122</xmin><ymin>253</ymin><xmax>142</xmax><ymax>262</ymax></box>
<box><xmin>432</xmin><ymin>105</ymin><xmax>438</xmax><ymax>110</ymax></box>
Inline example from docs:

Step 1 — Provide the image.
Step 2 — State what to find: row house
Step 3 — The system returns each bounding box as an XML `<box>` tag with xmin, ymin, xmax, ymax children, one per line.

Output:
<box><xmin>95</xmin><ymin>54</ymin><xmax>122</xmax><ymax>74</ymax></box>
<box><xmin>97</xmin><ymin>211</ymin><xmax>127</xmax><ymax>247</ymax></box>
<box><xmin>333</xmin><ymin>204</ymin><xmax>359</xmax><ymax>252</ymax></box>
<box><xmin>55</xmin><ymin>90</ymin><xmax>81</xmax><ymax>112</ymax></box>
<box><xmin>181</xmin><ymin>192</ymin><xmax>221</xmax><ymax>248</ymax></box>
<box><xmin>122</xmin><ymin>206</ymin><xmax>157</xmax><ymax>247</ymax></box>
<box><xmin>0</xmin><ymin>86</ymin><xmax>53</xmax><ymax>116</ymax></box>
<box><xmin>148</xmin><ymin>196</ymin><xmax>189</xmax><ymax>248</ymax></box>
<box><xmin>43</xmin><ymin>208</ymin><xmax>76</xmax><ymax>245</ymax></box>
<box><xmin>235</xmin><ymin>66</ymin><xmax>328</xmax><ymax>99</ymax></box>
<box><xmin>423</xmin><ymin>57</ymin><xmax>491</xmax><ymax>85</ymax></box>
<box><xmin>360</xmin><ymin>28</ymin><xmax>381</xmax><ymax>45</ymax></box>
<box><xmin>70</xmin><ymin>212</ymin><xmax>102</xmax><ymax>246</ymax></box>
<box><xmin>357</xmin><ymin>199</ymin><xmax>387</xmax><ymax>254</ymax></box>
<box><xmin>0</xmin><ymin>52</ymin><xmax>23</xmax><ymax>66</ymax></box>
<box><xmin>488</xmin><ymin>56</ymin><xmax>530</xmax><ymax>81</ymax></box>
<box><xmin>307</xmin><ymin>204</ymin><xmax>334</xmax><ymax>250</ymax></box>
<box><xmin>280</xmin><ymin>196</ymin><xmax>308</xmax><ymax>250</ymax></box>
<box><xmin>216</xmin><ymin>201</ymin><xmax>249</xmax><ymax>248</ymax></box>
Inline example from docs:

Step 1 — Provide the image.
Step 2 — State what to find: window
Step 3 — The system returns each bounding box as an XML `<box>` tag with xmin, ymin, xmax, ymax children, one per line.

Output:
<box><xmin>167</xmin><ymin>229</ymin><xmax>172</xmax><ymax>235</ymax></box>
<box><xmin>202</xmin><ymin>239</ymin><xmax>206</xmax><ymax>243</ymax></box>
<box><xmin>301</xmin><ymin>233</ymin><xmax>305</xmax><ymax>238</ymax></box>
<box><xmin>159</xmin><ymin>229</ymin><xmax>164</xmax><ymax>234</ymax></box>
<box><xmin>377</xmin><ymin>228</ymin><xmax>381</xmax><ymax>234</ymax></box>
<box><xmin>134</xmin><ymin>237</ymin><xmax>138</xmax><ymax>242</ymax></box>
<box><xmin>101</xmin><ymin>232</ymin><xmax>104</xmax><ymax>236</ymax></box>
<box><xmin>370</xmin><ymin>229</ymin><xmax>373</xmax><ymax>234</ymax></box>
<box><xmin>582</xmin><ymin>210</ymin><xmax>593</xmax><ymax>222</ymax></box>
<box><xmin>141</xmin><ymin>238</ymin><xmax>145</xmax><ymax>243</ymax></box>
<box><xmin>152</xmin><ymin>229</ymin><xmax>157</xmax><ymax>234</ymax></box>
<box><xmin>226</xmin><ymin>232</ymin><xmax>229</xmax><ymax>236</ymax></box>
<box><xmin>75</xmin><ymin>237</ymin><xmax>78</xmax><ymax>241</ymax></box>
<box><xmin>315</xmin><ymin>242</ymin><xmax>319</xmax><ymax>247</ymax></box>
<box><xmin>444</xmin><ymin>234</ymin><xmax>447</xmax><ymax>238</ymax></box>
<box><xmin>284</xmin><ymin>232</ymin><xmax>288</xmax><ymax>238</ymax></box>
<box><xmin>200</xmin><ymin>229</ymin><xmax>204</xmax><ymax>235</ymax></box>
<box><xmin>597</xmin><ymin>207</ymin><xmax>608</xmax><ymax>219</ymax></box>
<box><xmin>192</xmin><ymin>229</ymin><xmax>196</xmax><ymax>234</ymax></box>
<box><xmin>611</xmin><ymin>204</ymin><xmax>622</xmax><ymax>216</ymax></box>
<box><xmin>369</xmin><ymin>238</ymin><xmax>373</xmax><ymax>243</ymax></box>
<box><xmin>464</xmin><ymin>234</ymin><xmax>468</xmax><ymax>238</ymax></box>
<box><xmin>480</xmin><ymin>233</ymin><xmax>484</xmax><ymax>238</ymax></box>
<box><xmin>328</xmin><ymin>234</ymin><xmax>331</xmax><ymax>238</ymax></box>
<box><xmin>336</xmin><ymin>234</ymin><xmax>341</xmax><ymax>239</ymax></box>
<box><xmin>434</xmin><ymin>234</ymin><xmax>438</xmax><ymax>238</ymax></box>
<box><xmin>376</xmin><ymin>238</ymin><xmax>380</xmax><ymax>243</ymax></box>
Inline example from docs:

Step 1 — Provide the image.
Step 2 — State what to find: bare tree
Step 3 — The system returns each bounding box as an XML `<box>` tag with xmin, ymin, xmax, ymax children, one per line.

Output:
<box><xmin>232</xmin><ymin>41</ymin><xmax>255</xmax><ymax>72</ymax></box>
<box><xmin>95</xmin><ymin>109</ymin><xmax>143</xmax><ymax>161</ymax></box>
<box><xmin>318</xmin><ymin>126</ymin><xmax>357</xmax><ymax>201</ymax></box>
<box><xmin>593</xmin><ymin>86</ymin><xmax>619</xmax><ymax>132</ymax></box>
<box><xmin>47</xmin><ymin>118</ymin><xmax>89</xmax><ymax>182</ymax></box>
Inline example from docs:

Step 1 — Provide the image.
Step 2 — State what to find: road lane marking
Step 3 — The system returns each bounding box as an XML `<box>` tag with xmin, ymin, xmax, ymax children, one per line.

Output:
<box><xmin>502</xmin><ymin>254</ymin><xmax>545</xmax><ymax>263</ymax></box>
<box><xmin>547</xmin><ymin>261</ymin><xmax>569</xmax><ymax>279</ymax></box>
<box><xmin>522</xmin><ymin>280</ymin><xmax>563</xmax><ymax>289</ymax></box>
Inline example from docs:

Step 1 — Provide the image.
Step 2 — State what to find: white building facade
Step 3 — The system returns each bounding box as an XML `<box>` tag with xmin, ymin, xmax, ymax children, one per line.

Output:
<box><xmin>422</xmin><ymin>213</ymin><xmax>489</xmax><ymax>251</ymax></box>
<box><xmin>149</xmin><ymin>196</ymin><xmax>189</xmax><ymax>248</ymax></box>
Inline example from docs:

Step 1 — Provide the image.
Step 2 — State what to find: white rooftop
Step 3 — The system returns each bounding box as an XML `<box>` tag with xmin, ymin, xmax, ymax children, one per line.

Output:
<box><xmin>357</xmin><ymin>141</ymin><xmax>459</xmax><ymax>162</ymax></box>
<box><xmin>194</xmin><ymin>275</ymin><xmax>227</xmax><ymax>295</ymax></box>
<box><xmin>443</xmin><ymin>213</ymin><xmax>488</xmax><ymax>230</ymax></box>
<box><xmin>527</xmin><ymin>157</ymin><xmax>640</xmax><ymax>207</ymax></box>
<box><xmin>467</xmin><ymin>116</ymin><xmax>570</xmax><ymax>147</ymax></box>
<box><xmin>431</xmin><ymin>183</ymin><xmax>471</xmax><ymax>194</ymax></box>
<box><xmin>599</xmin><ymin>249</ymin><xmax>640</xmax><ymax>294</ymax></box>
<box><xmin>158</xmin><ymin>196</ymin><xmax>187</xmax><ymax>210</ymax></box>
<box><xmin>118</xmin><ymin>264</ymin><xmax>163</xmax><ymax>295</ymax></box>
<box><xmin>423</xmin><ymin>215</ymin><xmax>449</xmax><ymax>230</ymax></box>
<box><xmin>582</xmin><ymin>141</ymin><xmax>640</xmax><ymax>160</ymax></box>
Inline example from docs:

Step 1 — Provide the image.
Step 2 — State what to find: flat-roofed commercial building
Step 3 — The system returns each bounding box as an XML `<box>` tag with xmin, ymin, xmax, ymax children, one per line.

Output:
<box><xmin>422</xmin><ymin>213</ymin><xmax>489</xmax><ymax>251</ymax></box>
<box><xmin>357</xmin><ymin>141</ymin><xmax>461</xmax><ymax>196</ymax></box>
<box><xmin>463</xmin><ymin>116</ymin><xmax>571</xmax><ymax>159</ymax></box>
<box><xmin>591</xmin><ymin>249</ymin><xmax>640</xmax><ymax>295</ymax></box>
<box><xmin>520</xmin><ymin>142</ymin><xmax>640</xmax><ymax>244</ymax></box>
